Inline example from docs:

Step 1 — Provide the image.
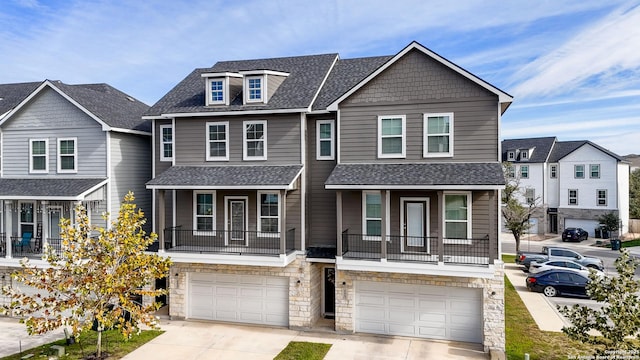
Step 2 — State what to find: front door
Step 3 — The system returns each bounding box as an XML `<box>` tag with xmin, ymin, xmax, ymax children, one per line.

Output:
<box><xmin>402</xmin><ymin>198</ymin><xmax>429</xmax><ymax>251</ymax></box>
<box><xmin>229</xmin><ymin>200</ymin><xmax>246</xmax><ymax>244</ymax></box>
<box><xmin>323</xmin><ymin>267</ymin><xmax>335</xmax><ymax>318</ymax></box>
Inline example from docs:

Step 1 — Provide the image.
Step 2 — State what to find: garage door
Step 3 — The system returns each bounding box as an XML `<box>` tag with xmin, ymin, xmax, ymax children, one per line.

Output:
<box><xmin>189</xmin><ymin>273</ymin><xmax>289</xmax><ymax>326</ymax></box>
<box><xmin>355</xmin><ymin>281</ymin><xmax>482</xmax><ymax>343</ymax></box>
<box><xmin>565</xmin><ymin>219</ymin><xmax>599</xmax><ymax>237</ymax></box>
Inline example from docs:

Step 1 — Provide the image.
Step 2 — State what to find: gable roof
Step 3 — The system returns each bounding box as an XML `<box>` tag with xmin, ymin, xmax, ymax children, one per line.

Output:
<box><xmin>325</xmin><ymin>41</ymin><xmax>513</xmax><ymax>113</ymax></box>
<box><xmin>548</xmin><ymin>140</ymin><xmax>624</xmax><ymax>162</ymax></box>
<box><xmin>0</xmin><ymin>80</ymin><xmax>151</xmax><ymax>133</ymax></box>
<box><xmin>501</xmin><ymin>137</ymin><xmax>556</xmax><ymax>163</ymax></box>
<box><xmin>145</xmin><ymin>53</ymin><xmax>338</xmax><ymax>117</ymax></box>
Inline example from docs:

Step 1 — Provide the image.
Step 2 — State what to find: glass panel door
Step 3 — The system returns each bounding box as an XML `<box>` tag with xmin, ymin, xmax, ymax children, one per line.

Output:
<box><xmin>229</xmin><ymin>200</ymin><xmax>246</xmax><ymax>242</ymax></box>
<box><xmin>405</xmin><ymin>201</ymin><xmax>425</xmax><ymax>247</ymax></box>
<box><xmin>49</xmin><ymin>208</ymin><xmax>62</xmax><ymax>239</ymax></box>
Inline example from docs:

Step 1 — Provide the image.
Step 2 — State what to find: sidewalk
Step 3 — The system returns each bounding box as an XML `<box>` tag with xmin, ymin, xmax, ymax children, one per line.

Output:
<box><xmin>503</xmin><ymin>262</ymin><xmax>569</xmax><ymax>332</ymax></box>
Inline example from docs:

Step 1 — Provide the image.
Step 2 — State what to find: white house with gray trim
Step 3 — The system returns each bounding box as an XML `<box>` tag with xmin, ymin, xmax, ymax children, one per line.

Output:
<box><xmin>0</xmin><ymin>80</ymin><xmax>151</xmax><ymax>266</ymax></box>
<box><xmin>502</xmin><ymin>137</ymin><xmax>629</xmax><ymax>237</ymax></box>
<box><xmin>146</xmin><ymin>41</ymin><xmax>512</xmax><ymax>356</ymax></box>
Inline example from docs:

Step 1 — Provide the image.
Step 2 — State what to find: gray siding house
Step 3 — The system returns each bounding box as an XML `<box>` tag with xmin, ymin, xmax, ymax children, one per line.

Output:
<box><xmin>0</xmin><ymin>80</ymin><xmax>151</xmax><ymax>264</ymax></box>
<box><xmin>146</xmin><ymin>41</ymin><xmax>512</xmax><ymax>355</ymax></box>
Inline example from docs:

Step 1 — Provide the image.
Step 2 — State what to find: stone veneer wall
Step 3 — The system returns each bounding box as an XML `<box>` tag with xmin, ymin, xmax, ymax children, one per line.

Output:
<box><xmin>168</xmin><ymin>255</ymin><xmax>314</xmax><ymax>328</ymax></box>
<box><xmin>334</xmin><ymin>263</ymin><xmax>505</xmax><ymax>353</ymax></box>
<box><xmin>309</xmin><ymin>263</ymin><xmax>323</xmax><ymax>324</ymax></box>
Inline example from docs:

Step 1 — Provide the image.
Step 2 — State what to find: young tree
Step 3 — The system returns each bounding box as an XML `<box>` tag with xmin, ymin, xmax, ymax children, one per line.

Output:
<box><xmin>559</xmin><ymin>249</ymin><xmax>640</xmax><ymax>355</ymax></box>
<box><xmin>630</xmin><ymin>168</ymin><xmax>640</xmax><ymax>219</ymax></box>
<box><xmin>0</xmin><ymin>192</ymin><xmax>172</xmax><ymax>359</ymax></box>
<box><xmin>598</xmin><ymin>212</ymin><xmax>621</xmax><ymax>237</ymax></box>
<box><xmin>501</xmin><ymin>162</ymin><xmax>539</xmax><ymax>252</ymax></box>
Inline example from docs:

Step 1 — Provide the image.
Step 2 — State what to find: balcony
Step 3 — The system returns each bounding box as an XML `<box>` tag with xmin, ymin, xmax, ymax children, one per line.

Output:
<box><xmin>339</xmin><ymin>229</ymin><xmax>495</xmax><ymax>277</ymax></box>
<box><xmin>0</xmin><ymin>234</ymin><xmax>63</xmax><ymax>260</ymax></box>
<box><xmin>158</xmin><ymin>228</ymin><xmax>296</xmax><ymax>257</ymax></box>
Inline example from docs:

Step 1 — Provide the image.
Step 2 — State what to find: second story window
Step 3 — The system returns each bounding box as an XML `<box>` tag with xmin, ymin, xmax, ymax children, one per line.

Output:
<box><xmin>160</xmin><ymin>125</ymin><xmax>173</xmax><ymax>161</ymax></box>
<box><xmin>194</xmin><ymin>191</ymin><xmax>215</xmax><ymax>234</ymax></box>
<box><xmin>597</xmin><ymin>189</ymin><xmax>607</xmax><ymax>206</ymax></box>
<box><xmin>568</xmin><ymin>189</ymin><xmax>578</xmax><ymax>205</ymax></box>
<box><xmin>574</xmin><ymin>165</ymin><xmax>585</xmax><ymax>179</ymax></box>
<box><xmin>424</xmin><ymin>113</ymin><xmax>453</xmax><ymax>157</ymax></box>
<box><xmin>506</xmin><ymin>164</ymin><xmax>515</xmax><ymax>178</ymax></box>
<box><xmin>378</xmin><ymin>115</ymin><xmax>405</xmax><ymax>158</ymax></box>
<box><xmin>206</xmin><ymin>121</ymin><xmax>229</xmax><ymax>161</ymax></box>
<box><xmin>57</xmin><ymin>138</ymin><xmax>77</xmax><ymax>173</ymax></box>
<box><xmin>520</xmin><ymin>165</ymin><xmax>529</xmax><ymax>179</ymax></box>
<box><xmin>444</xmin><ymin>192</ymin><xmax>471</xmax><ymax>240</ymax></box>
<box><xmin>29</xmin><ymin>139</ymin><xmax>48</xmax><ymax>173</ymax></box>
<box><xmin>258</xmin><ymin>191</ymin><xmax>280</xmax><ymax>235</ymax></box>
<box><xmin>243</xmin><ymin>120</ymin><xmax>267</xmax><ymax>160</ymax></box>
<box><xmin>363</xmin><ymin>191</ymin><xmax>382</xmax><ymax>239</ymax></box>
<box><xmin>550</xmin><ymin>165</ymin><xmax>557</xmax><ymax>179</ymax></box>
<box><xmin>590</xmin><ymin>164</ymin><xmax>600</xmax><ymax>178</ymax></box>
<box><xmin>246</xmin><ymin>76</ymin><xmax>263</xmax><ymax>102</ymax></box>
<box><xmin>316</xmin><ymin>120</ymin><xmax>335</xmax><ymax>160</ymax></box>
<box><xmin>525</xmin><ymin>188</ymin><xmax>535</xmax><ymax>204</ymax></box>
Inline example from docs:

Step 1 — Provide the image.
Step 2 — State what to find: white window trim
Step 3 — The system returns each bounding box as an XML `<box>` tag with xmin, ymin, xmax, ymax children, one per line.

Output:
<box><xmin>597</xmin><ymin>189</ymin><xmax>607</xmax><ymax>206</ymax></box>
<box><xmin>590</xmin><ymin>164</ymin><xmax>600</xmax><ymax>179</ymax></box>
<box><xmin>423</xmin><ymin>112</ymin><xmax>454</xmax><ymax>158</ymax></box>
<box><xmin>206</xmin><ymin>78</ymin><xmax>226</xmax><ymax>106</ymax></box>
<box><xmin>574</xmin><ymin>164</ymin><xmax>585</xmax><ymax>179</ymax></box>
<box><xmin>193</xmin><ymin>191</ymin><xmax>216</xmax><ymax>235</ymax></box>
<box><xmin>243</xmin><ymin>120</ymin><xmax>267</xmax><ymax>161</ymax></box>
<box><xmin>316</xmin><ymin>119</ymin><xmax>335</xmax><ymax>160</ymax></box>
<box><xmin>245</xmin><ymin>75</ymin><xmax>264</xmax><ymax>103</ymax></box>
<box><xmin>507</xmin><ymin>151</ymin><xmax>515</xmax><ymax>161</ymax></box>
<box><xmin>377</xmin><ymin>115</ymin><xmax>406</xmax><ymax>159</ymax></box>
<box><xmin>361</xmin><ymin>190</ymin><xmax>391</xmax><ymax>241</ymax></box>
<box><xmin>568</xmin><ymin>189</ymin><xmax>578</xmax><ymax>205</ymax></box>
<box><xmin>399</xmin><ymin>197</ymin><xmax>430</xmax><ymax>253</ymax></box>
<box><xmin>29</xmin><ymin>138</ymin><xmax>49</xmax><ymax>174</ymax></box>
<box><xmin>520</xmin><ymin>165</ymin><xmax>529</xmax><ymax>179</ymax></box>
<box><xmin>257</xmin><ymin>190</ymin><xmax>280</xmax><ymax>236</ymax></box>
<box><xmin>160</xmin><ymin>124</ymin><xmax>173</xmax><ymax>162</ymax></box>
<box><xmin>442</xmin><ymin>191</ymin><xmax>472</xmax><ymax>245</ymax></box>
<box><xmin>57</xmin><ymin>137</ymin><xmax>77</xmax><ymax>173</ymax></box>
<box><xmin>206</xmin><ymin>121</ymin><xmax>229</xmax><ymax>161</ymax></box>
<box><xmin>550</xmin><ymin>164</ymin><xmax>557</xmax><ymax>179</ymax></box>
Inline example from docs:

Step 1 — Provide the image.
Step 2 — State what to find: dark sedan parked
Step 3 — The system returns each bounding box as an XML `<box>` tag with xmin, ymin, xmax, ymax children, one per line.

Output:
<box><xmin>525</xmin><ymin>269</ymin><xmax>590</xmax><ymax>297</ymax></box>
<box><xmin>562</xmin><ymin>227</ymin><xmax>588</xmax><ymax>242</ymax></box>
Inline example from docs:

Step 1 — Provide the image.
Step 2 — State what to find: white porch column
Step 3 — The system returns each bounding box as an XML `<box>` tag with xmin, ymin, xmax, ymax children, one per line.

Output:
<box><xmin>41</xmin><ymin>201</ymin><xmax>49</xmax><ymax>250</ymax></box>
<box><xmin>157</xmin><ymin>190</ymin><xmax>165</xmax><ymax>252</ymax></box>
<box><xmin>4</xmin><ymin>201</ymin><xmax>13</xmax><ymax>258</ymax></box>
<box><xmin>280</xmin><ymin>189</ymin><xmax>287</xmax><ymax>255</ymax></box>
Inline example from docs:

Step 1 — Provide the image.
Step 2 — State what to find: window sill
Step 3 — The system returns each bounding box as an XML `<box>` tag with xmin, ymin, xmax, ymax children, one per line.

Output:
<box><xmin>443</xmin><ymin>238</ymin><xmax>472</xmax><ymax>245</ymax></box>
<box><xmin>193</xmin><ymin>230</ymin><xmax>217</xmax><ymax>236</ymax></box>
<box><xmin>206</xmin><ymin>158</ymin><xmax>229</xmax><ymax>162</ymax></box>
<box><xmin>423</xmin><ymin>153</ymin><xmax>453</xmax><ymax>158</ymax></box>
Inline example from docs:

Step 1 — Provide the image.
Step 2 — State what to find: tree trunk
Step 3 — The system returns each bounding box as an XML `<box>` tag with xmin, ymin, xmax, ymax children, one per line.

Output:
<box><xmin>97</xmin><ymin>328</ymin><xmax>102</xmax><ymax>358</ymax></box>
<box><xmin>513</xmin><ymin>232</ymin><xmax>521</xmax><ymax>253</ymax></box>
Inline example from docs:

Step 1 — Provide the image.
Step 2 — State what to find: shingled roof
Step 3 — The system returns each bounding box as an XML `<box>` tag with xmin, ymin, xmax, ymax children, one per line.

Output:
<box><xmin>548</xmin><ymin>140</ymin><xmax>624</xmax><ymax>162</ymax></box>
<box><xmin>0</xmin><ymin>80</ymin><xmax>151</xmax><ymax>132</ymax></box>
<box><xmin>501</xmin><ymin>137</ymin><xmax>556</xmax><ymax>163</ymax></box>
<box><xmin>0</xmin><ymin>178</ymin><xmax>107</xmax><ymax>199</ymax></box>
<box><xmin>147</xmin><ymin>165</ymin><xmax>303</xmax><ymax>189</ymax></box>
<box><xmin>145</xmin><ymin>54</ymin><xmax>338</xmax><ymax>116</ymax></box>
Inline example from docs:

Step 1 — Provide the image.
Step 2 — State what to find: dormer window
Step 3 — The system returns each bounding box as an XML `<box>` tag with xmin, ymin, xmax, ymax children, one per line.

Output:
<box><xmin>209</xmin><ymin>79</ymin><xmax>225</xmax><ymax>104</ymax></box>
<box><xmin>507</xmin><ymin>151</ymin><xmax>515</xmax><ymax>161</ymax></box>
<box><xmin>201</xmin><ymin>72</ymin><xmax>243</xmax><ymax>106</ymax></box>
<box><xmin>520</xmin><ymin>150</ymin><xmax>528</xmax><ymax>160</ymax></box>
<box><xmin>246</xmin><ymin>76</ymin><xmax>263</xmax><ymax>102</ymax></box>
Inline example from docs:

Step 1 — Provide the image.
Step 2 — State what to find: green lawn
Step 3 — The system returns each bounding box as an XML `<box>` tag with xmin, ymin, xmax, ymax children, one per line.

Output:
<box><xmin>274</xmin><ymin>341</ymin><xmax>332</xmax><ymax>360</ymax></box>
<box><xmin>0</xmin><ymin>330</ymin><xmax>163</xmax><ymax>360</ymax></box>
<box><xmin>503</xmin><ymin>255</ymin><xmax>600</xmax><ymax>359</ymax></box>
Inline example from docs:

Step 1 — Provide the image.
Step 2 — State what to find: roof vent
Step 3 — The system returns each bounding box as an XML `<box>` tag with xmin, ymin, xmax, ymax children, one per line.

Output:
<box><xmin>126</xmin><ymin>96</ymin><xmax>135</xmax><ymax>102</ymax></box>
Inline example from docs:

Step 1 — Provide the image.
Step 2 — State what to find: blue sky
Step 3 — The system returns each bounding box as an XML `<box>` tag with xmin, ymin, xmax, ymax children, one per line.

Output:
<box><xmin>1</xmin><ymin>0</ymin><xmax>639</xmax><ymax>155</ymax></box>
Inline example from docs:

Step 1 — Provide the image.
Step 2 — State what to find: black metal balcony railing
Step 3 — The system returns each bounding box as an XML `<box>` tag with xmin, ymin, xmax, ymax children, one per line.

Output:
<box><xmin>341</xmin><ymin>229</ymin><xmax>491</xmax><ymax>266</ymax></box>
<box><xmin>160</xmin><ymin>228</ymin><xmax>296</xmax><ymax>256</ymax></box>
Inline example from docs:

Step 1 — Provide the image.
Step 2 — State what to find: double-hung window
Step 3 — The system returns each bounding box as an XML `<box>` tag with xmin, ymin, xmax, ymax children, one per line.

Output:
<box><xmin>57</xmin><ymin>138</ymin><xmax>77</xmax><ymax>173</ymax></box>
<box><xmin>444</xmin><ymin>192</ymin><xmax>471</xmax><ymax>244</ymax></box>
<box><xmin>29</xmin><ymin>139</ymin><xmax>48</xmax><ymax>173</ymax></box>
<box><xmin>590</xmin><ymin>164</ymin><xmax>600</xmax><ymax>178</ymax></box>
<box><xmin>207</xmin><ymin>79</ymin><xmax>225</xmax><ymax>105</ymax></box>
<box><xmin>377</xmin><ymin>115</ymin><xmax>405</xmax><ymax>158</ymax></box>
<box><xmin>597</xmin><ymin>189</ymin><xmax>607</xmax><ymax>206</ymax></box>
<box><xmin>258</xmin><ymin>191</ymin><xmax>280</xmax><ymax>236</ymax></box>
<box><xmin>316</xmin><ymin>120</ymin><xmax>335</xmax><ymax>160</ymax></box>
<box><xmin>194</xmin><ymin>191</ymin><xmax>215</xmax><ymax>234</ymax></box>
<box><xmin>574</xmin><ymin>165</ymin><xmax>585</xmax><ymax>179</ymax></box>
<box><xmin>520</xmin><ymin>165</ymin><xmax>529</xmax><ymax>179</ymax></box>
<box><xmin>206</xmin><ymin>121</ymin><xmax>229</xmax><ymax>161</ymax></box>
<box><xmin>506</xmin><ymin>164</ymin><xmax>515</xmax><ymax>178</ymax></box>
<box><xmin>160</xmin><ymin>125</ymin><xmax>173</xmax><ymax>161</ymax></box>
<box><xmin>568</xmin><ymin>189</ymin><xmax>578</xmax><ymax>205</ymax></box>
<box><xmin>246</xmin><ymin>76</ymin><xmax>263</xmax><ymax>103</ymax></box>
<box><xmin>424</xmin><ymin>113</ymin><xmax>453</xmax><ymax>157</ymax></box>
<box><xmin>243</xmin><ymin>120</ymin><xmax>267</xmax><ymax>160</ymax></box>
<box><xmin>362</xmin><ymin>191</ymin><xmax>382</xmax><ymax>240</ymax></box>
<box><xmin>525</xmin><ymin>188</ymin><xmax>535</xmax><ymax>204</ymax></box>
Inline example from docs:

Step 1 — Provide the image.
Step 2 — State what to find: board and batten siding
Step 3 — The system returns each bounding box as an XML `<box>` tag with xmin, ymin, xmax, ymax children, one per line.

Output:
<box><xmin>306</xmin><ymin>116</ymin><xmax>337</xmax><ymax>247</ymax></box>
<box><xmin>174</xmin><ymin>114</ymin><xmax>301</xmax><ymax>166</ymax></box>
<box><xmin>2</xmin><ymin>87</ymin><xmax>107</xmax><ymax>177</ymax></box>
<box><xmin>338</xmin><ymin>48</ymin><xmax>498</xmax><ymax>163</ymax></box>
<box><xmin>109</xmin><ymin>132</ymin><xmax>152</xmax><ymax>228</ymax></box>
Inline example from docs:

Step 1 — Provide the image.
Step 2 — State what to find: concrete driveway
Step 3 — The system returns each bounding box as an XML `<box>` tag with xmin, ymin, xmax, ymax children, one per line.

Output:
<box><xmin>122</xmin><ymin>319</ymin><xmax>490</xmax><ymax>360</ymax></box>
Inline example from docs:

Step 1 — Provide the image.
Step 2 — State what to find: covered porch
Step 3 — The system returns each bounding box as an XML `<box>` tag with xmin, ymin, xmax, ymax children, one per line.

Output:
<box><xmin>147</xmin><ymin>165</ymin><xmax>303</xmax><ymax>264</ymax></box>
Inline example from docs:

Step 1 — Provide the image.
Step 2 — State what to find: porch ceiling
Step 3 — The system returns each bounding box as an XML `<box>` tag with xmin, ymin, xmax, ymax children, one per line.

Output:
<box><xmin>0</xmin><ymin>178</ymin><xmax>107</xmax><ymax>200</ymax></box>
<box><xmin>325</xmin><ymin>162</ymin><xmax>505</xmax><ymax>189</ymax></box>
<box><xmin>146</xmin><ymin>165</ymin><xmax>303</xmax><ymax>190</ymax></box>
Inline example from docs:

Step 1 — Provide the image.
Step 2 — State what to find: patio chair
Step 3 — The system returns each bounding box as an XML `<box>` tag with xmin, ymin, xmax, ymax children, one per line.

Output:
<box><xmin>13</xmin><ymin>232</ymin><xmax>33</xmax><ymax>252</ymax></box>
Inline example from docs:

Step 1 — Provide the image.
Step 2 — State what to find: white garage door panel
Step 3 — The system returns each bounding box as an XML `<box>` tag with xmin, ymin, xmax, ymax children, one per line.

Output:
<box><xmin>355</xmin><ymin>281</ymin><xmax>482</xmax><ymax>343</ymax></box>
<box><xmin>565</xmin><ymin>219</ymin><xmax>599</xmax><ymax>237</ymax></box>
<box><xmin>188</xmin><ymin>273</ymin><xmax>288</xmax><ymax>326</ymax></box>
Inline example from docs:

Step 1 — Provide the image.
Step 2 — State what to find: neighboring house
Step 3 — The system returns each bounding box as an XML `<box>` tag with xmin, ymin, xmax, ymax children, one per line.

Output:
<box><xmin>502</xmin><ymin>137</ymin><xmax>630</xmax><ymax>236</ymax></box>
<box><xmin>145</xmin><ymin>41</ymin><xmax>512</xmax><ymax>355</ymax></box>
<box><xmin>0</xmin><ymin>80</ymin><xmax>151</xmax><ymax>267</ymax></box>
